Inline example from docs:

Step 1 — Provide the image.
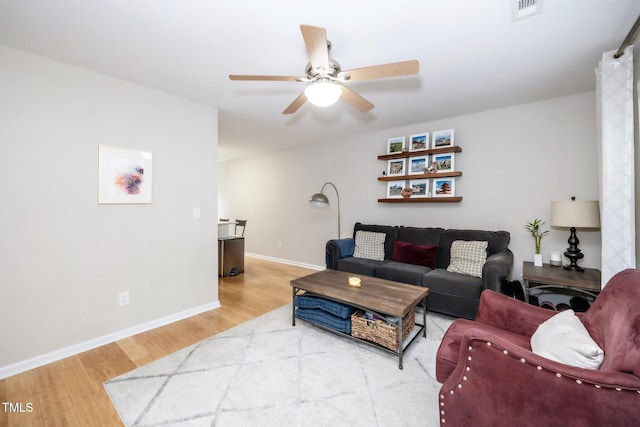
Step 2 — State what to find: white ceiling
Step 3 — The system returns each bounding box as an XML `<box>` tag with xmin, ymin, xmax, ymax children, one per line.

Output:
<box><xmin>1</xmin><ymin>1</ymin><xmax>638</xmax><ymax>161</ymax></box>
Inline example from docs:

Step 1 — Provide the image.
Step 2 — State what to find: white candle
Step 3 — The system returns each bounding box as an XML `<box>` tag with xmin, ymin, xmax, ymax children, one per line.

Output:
<box><xmin>550</xmin><ymin>251</ymin><xmax>562</xmax><ymax>266</ymax></box>
<box><xmin>348</xmin><ymin>276</ymin><xmax>361</xmax><ymax>287</ymax></box>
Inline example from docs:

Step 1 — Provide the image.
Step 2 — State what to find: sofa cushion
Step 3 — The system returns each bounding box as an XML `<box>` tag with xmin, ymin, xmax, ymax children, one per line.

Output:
<box><xmin>531</xmin><ymin>309</ymin><xmax>604</xmax><ymax>369</ymax></box>
<box><xmin>396</xmin><ymin>226</ymin><xmax>444</xmax><ymax>246</ymax></box>
<box><xmin>391</xmin><ymin>240</ymin><xmax>438</xmax><ymax>268</ymax></box>
<box><xmin>294</xmin><ymin>294</ymin><xmax>356</xmax><ymax>319</ymax></box>
<box><xmin>447</xmin><ymin>240</ymin><xmax>488</xmax><ymax>278</ymax></box>
<box><xmin>447</xmin><ymin>240</ymin><xmax>487</xmax><ymax>277</ymax></box>
<box><xmin>354</xmin><ymin>223</ymin><xmax>399</xmax><ymax>260</ymax></box>
<box><xmin>295</xmin><ymin>308</ymin><xmax>352</xmax><ymax>334</ymax></box>
<box><xmin>353</xmin><ymin>230</ymin><xmax>386</xmax><ymax>261</ymax></box>
<box><xmin>375</xmin><ymin>261</ymin><xmax>431</xmax><ymax>286</ymax></box>
<box><xmin>423</xmin><ymin>268</ymin><xmax>483</xmax><ymax>299</ymax></box>
<box><xmin>338</xmin><ymin>257</ymin><xmax>386</xmax><ymax>277</ymax></box>
<box><xmin>437</xmin><ymin>229</ymin><xmax>510</xmax><ymax>268</ymax></box>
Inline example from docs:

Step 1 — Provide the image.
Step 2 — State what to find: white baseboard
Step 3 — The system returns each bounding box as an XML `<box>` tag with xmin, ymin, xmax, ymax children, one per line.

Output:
<box><xmin>0</xmin><ymin>300</ymin><xmax>221</xmax><ymax>380</ymax></box>
<box><xmin>246</xmin><ymin>252</ymin><xmax>324</xmax><ymax>271</ymax></box>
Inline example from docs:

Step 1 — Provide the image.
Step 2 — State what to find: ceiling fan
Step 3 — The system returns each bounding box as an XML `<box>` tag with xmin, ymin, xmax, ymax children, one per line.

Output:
<box><xmin>229</xmin><ymin>25</ymin><xmax>420</xmax><ymax>114</ymax></box>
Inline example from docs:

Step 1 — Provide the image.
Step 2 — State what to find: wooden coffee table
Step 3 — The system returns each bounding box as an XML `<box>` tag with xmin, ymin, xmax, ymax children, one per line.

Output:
<box><xmin>291</xmin><ymin>269</ymin><xmax>429</xmax><ymax>369</ymax></box>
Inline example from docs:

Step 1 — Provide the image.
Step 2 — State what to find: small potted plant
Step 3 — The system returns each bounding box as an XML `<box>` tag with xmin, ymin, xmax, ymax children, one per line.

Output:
<box><xmin>525</xmin><ymin>218</ymin><xmax>549</xmax><ymax>267</ymax></box>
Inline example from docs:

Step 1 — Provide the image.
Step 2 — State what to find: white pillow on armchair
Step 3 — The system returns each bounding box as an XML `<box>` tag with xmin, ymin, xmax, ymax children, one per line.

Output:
<box><xmin>530</xmin><ymin>309</ymin><xmax>604</xmax><ymax>369</ymax></box>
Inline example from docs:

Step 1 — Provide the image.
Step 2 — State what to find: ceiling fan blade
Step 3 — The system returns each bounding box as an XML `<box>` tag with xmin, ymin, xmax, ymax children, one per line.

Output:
<box><xmin>340</xmin><ymin>85</ymin><xmax>374</xmax><ymax>112</ymax></box>
<box><xmin>300</xmin><ymin>25</ymin><xmax>330</xmax><ymax>71</ymax></box>
<box><xmin>283</xmin><ymin>92</ymin><xmax>308</xmax><ymax>114</ymax></box>
<box><xmin>229</xmin><ymin>74</ymin><xmax>301</xmax><ymax>82</ymax></box>
<box><xmin>341</xmin><ymin>60</ymin><xmax>420</xmax><ymax>81</ymax></box>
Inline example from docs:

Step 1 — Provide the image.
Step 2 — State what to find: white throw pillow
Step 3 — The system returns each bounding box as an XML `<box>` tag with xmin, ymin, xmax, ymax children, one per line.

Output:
<box><xmin>530</xmin><ymin>309</ymin><xmax>604</xmax><ymax>370</ymax></box>
<box><xmin>446</xmin><ymin>240</ymin><xmax>488</xmax><ymax>278</ymax></box>
<box><xmin>353</xmin><ymin>231</ymin><xmax>386</xmax><ymax>261</ymax></box>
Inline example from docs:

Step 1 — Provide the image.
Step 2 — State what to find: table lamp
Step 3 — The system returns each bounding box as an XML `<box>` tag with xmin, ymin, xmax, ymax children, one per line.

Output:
<box><xmin>550</xmin><ymin>197</ymin><xmax>600</xmax><ymax>271</ymax></box>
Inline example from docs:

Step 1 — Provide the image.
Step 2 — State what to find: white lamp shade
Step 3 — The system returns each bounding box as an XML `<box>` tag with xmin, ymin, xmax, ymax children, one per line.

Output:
<box><xmin>550</xmin><ymin>200</ymin><xmax>600</xmax><ymax>229</ymax></box>
<box><xmin>304</xmin><ymin>81</ymin><xmax>342</xmax><ymax>107</ymax></box>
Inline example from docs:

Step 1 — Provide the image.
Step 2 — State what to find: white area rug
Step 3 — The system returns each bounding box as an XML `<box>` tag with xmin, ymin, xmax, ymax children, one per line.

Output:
<box><xmin>105</xmin><ymin>305</ymin><xmax>453</xmax><ymax>427</ymax></box>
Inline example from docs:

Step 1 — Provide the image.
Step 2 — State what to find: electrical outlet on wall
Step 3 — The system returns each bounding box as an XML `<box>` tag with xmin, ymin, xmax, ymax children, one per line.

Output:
<box><xmin>119</xmin><ymin>291</ymin><xmax>130</xmax><ymax>306</ymax></box>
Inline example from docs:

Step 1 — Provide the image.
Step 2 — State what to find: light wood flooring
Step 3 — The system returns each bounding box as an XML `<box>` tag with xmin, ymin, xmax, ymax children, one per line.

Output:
<box><xmin>0</xmin><ymin>257</ymin><xmax>315</xmax><ymax>426</ymax></box>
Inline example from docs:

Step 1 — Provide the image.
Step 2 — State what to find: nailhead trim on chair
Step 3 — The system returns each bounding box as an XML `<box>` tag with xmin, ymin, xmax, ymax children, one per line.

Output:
<box><xmin>438</xmin><ymin>339</ymin><xmax>640</xmax><ymax>426</ymax></box>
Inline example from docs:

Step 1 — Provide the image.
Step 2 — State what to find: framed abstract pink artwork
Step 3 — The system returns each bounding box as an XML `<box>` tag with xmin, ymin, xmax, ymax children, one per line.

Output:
<box><xmin>98</xmin><ymin>145</ymin><xmax>153</xmax><ymax>204</ymax></box>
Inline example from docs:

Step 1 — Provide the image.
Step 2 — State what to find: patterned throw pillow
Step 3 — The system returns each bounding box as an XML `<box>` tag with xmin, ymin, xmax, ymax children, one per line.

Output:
<box><xmin>353</xmin><ymin>230</ymin><xmax>386</xmax><ymax>261</ymax></box>
<box><xmin>447</xmin><ymin>240</ymin><xmax>488</xmax><ymax>278</ymax></box>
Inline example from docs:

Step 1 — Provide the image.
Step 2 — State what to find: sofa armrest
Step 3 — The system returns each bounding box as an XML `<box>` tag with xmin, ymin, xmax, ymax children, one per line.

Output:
<box><xmin>325</xmin><ymin>238</ymin><xmax>355</xmax><ymax>270</ymax></box>
<box><xmin>475</xmin><ymin>289</ymin><xmax>556</xmax><ymax>336</ymax></box>
<box><xmin>439</xmin><ymin>327</ymin><xmax>640</xmax><ymax>427</ymax></box>
<box><xmin>481</xmin><ymin>249</ymin><xmax>513</xmax><ymax>292</ymax></box>
<box><xmin>451</xmin><ymin>327</ymin><xmax>640</xmax><ymax>389</ymax></box>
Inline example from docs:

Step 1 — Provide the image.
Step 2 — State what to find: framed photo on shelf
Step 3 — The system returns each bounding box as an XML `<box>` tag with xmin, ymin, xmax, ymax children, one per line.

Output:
<box><xmin>98</xmin><ymin>145</ymin><xmax>153</xmax><ymax>204</ymax></box>
<box><xmin>387</xmin><ymin>181</ymin><xmax>405</xmax><ymax>198</ymax></box>
<box><xmin>409</xmin><ymin>179</ymin><xmax>429</xmax><ymax>197</ymax></box>
<box><xmin>432</xmin><ymin>153</ymin><xmax>454</xmax><ymax>172</ymax></box>
<box><xmin>408</xmin><ymin>156</ymin><xmax>428</xmax><ymax>175</ymax></box>
<box><xmin>387</xmin><ymin>158</ymin><xmax>406</xmax><ymax>176</ymax></box>
<box><xmin>387</xmin><ymin>136</ymin><xmax>406</xmax><ymax>154</ymax></box>
<box><xmin>409</xmin><ymin>133</ymin><xmax>428</xmax><ymax>151</ymax></box>
<box><xmin>432</xmin><ymin>178</ymin><xmax>455</xmax><ymax>197</ymax></box>
<box><xmin>432</xmin><ymin>129</ymin><xmax>455</xmax><ymax>149</ymax></box>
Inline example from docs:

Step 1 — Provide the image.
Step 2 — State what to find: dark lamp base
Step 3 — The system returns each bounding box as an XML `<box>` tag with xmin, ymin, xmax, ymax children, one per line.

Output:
<box><xmin>563</xmin><ymin>226</ymin><xmax>586</xmax><ymax>272</ymax></box>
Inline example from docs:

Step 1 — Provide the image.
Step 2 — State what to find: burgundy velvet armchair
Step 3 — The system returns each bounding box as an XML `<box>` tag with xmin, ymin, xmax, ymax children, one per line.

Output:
<box><xmin>435</xmin><ymin>269</ymin><xmax>640</xmax><ymax>427</ymax></box>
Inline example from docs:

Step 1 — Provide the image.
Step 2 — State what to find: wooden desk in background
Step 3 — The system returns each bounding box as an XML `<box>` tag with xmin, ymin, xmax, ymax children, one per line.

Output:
<box><xmin>218</xmin><ymin>237</ymin><xmax>244</xmax><ymax>277</ymax></box>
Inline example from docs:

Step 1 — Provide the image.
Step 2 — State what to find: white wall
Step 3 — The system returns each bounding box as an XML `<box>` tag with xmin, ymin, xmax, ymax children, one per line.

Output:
<box><xmin>219</xmin><ymin>92</ymin><xmax>601</xmax><ymax>280</ymax></box>
<box><xmin>0</xmin><ymin>45</ymin><xmax>219</xmax><ymax>373</ymax></box>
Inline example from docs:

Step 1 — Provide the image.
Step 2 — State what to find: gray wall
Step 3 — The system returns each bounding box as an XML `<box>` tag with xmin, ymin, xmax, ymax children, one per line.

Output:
<box><xmin>219</xmin><ymin>92</ymin><xmax>601</xmax><ymax>280</ymax></box>
<box><xmin>0</xmin><ymin>45</ymin><xmax>219</xmax><ymax>372</ymax></box>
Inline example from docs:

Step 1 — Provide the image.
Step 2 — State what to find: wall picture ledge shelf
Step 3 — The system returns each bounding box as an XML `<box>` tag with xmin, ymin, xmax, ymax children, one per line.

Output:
<box><xmin>378</xmin><ymin>146</ymin><xmax>462</xmax><ymax>161</ymax></box>
<box><xmin>378</xmin><ymin>196</ymin><xmax>463</xmax><ymax>203</ymax></box>
<box><xmin>379</xmin><ymin>139</ymin><xmax>462</xmax><ymax>203</ymax></box>
<box><xmin>378</xmin><ymin>171</ymin><xmax>462</xmax><ymax>182</ymax></box>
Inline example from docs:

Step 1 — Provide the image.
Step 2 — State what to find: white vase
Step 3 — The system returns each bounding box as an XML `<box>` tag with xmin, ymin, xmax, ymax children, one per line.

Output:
<box><xmin>534</xmin><ymin>253</ymin><xmax>543</xmax><ymax>267</ymax></box>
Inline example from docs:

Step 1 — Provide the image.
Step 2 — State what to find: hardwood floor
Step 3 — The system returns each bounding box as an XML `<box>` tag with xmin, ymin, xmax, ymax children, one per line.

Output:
<box><xmin>0</xmin><ymin>257</ymin><xmax>315</xmax><ymax>426</ymax></box>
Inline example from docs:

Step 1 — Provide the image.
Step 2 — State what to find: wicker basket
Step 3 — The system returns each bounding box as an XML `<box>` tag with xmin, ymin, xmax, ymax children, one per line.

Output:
<box><xmin>351</xmin><ymin>310</ymin><xmax>415</xmax><ymax>351</ymax></box>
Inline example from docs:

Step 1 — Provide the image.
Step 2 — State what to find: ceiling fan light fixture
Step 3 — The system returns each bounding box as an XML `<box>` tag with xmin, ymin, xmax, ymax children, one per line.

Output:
<box><xmin>230</xmin><ymin>25</ymin><xmax>419</xmax><ymax>114</ymax></box>
<box><xmin>304</xmin><ymin>80</ymin><xmax>342</xmax><ymax>107</ymax></box>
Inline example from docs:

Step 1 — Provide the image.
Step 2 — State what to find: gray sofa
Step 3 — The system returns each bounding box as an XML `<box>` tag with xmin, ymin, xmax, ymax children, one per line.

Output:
<box><xmin>326</xmin><ymin>222</ymin><xmax>513</xmax><ymax>319</ymax></box>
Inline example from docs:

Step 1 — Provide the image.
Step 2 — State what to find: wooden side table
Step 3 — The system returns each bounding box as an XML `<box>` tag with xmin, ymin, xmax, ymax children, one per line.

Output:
<box><xmin>522</xmin><ymin>261</ymin><xmax>601</xmax><ymax>304</ymax></box>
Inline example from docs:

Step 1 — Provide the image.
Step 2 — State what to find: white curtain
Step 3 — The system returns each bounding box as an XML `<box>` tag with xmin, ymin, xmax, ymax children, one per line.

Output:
<box><xmin>595</xmin><ymin>45</ymin><xmax>636</xmax><ymax>286</ymax></box>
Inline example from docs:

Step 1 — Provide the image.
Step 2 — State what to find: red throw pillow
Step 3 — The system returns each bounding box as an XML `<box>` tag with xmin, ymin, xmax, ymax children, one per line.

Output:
<box><xmin>391</xmin><ymin>240</ymin><xmax>438</xmax><ymax>269</ymax></box>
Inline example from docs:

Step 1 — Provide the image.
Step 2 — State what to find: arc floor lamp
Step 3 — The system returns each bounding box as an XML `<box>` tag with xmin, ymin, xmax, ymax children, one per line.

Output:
<box><xmin>309</xmin><ymin>182</ymin><xmax>341</xmax><ymax>238</ymax></box>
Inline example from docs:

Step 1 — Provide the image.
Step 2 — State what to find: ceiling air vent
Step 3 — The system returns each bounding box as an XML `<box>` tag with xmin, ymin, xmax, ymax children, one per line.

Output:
<box><xmin>512</xmin><ymin>0</ymin><xmax>543</xmax><ymax>21</ymax></box>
